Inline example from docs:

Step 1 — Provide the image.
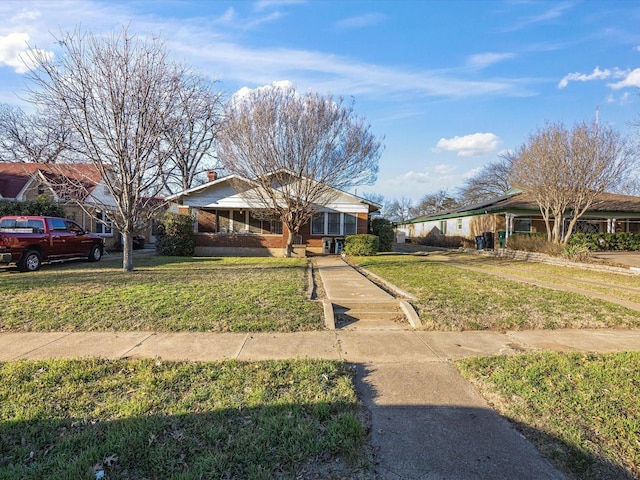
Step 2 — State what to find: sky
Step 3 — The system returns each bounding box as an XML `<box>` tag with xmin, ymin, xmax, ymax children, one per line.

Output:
<box><xmin>1</xmin><ymin>0</ymin><xmax>639</xmax><ymax>203</ymax></box>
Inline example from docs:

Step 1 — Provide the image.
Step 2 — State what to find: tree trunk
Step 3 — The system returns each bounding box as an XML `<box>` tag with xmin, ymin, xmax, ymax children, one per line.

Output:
<box><xmin>122</xmin><ymin>231</ymin><xmax>134</xmax><ymax>272</ymax></box>
<box><xmin>284</xmin><ymin>229</ymin><xmax>294</xmax><ymax>258</ymax></box>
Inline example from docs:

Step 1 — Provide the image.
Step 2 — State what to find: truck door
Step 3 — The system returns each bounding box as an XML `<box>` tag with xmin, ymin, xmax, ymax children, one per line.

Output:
<box><xmin>48</xmin><ymin>218</ymin><xmax>83</xmax><ymax>258</ymax></box>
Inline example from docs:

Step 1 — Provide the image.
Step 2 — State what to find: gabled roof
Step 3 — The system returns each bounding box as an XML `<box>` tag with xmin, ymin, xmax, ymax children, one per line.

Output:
<box><xmin>399</xmin><ymin>190</ymin><xmax>640</xmax><ymax>224</ymax></box>
<box><xmin>167</xmin><ymin>171</ymin><xmax>381</xmax><ymax>213</ymax></box>
<box><xmin>0</xmin><ymin>162</ymin><xmax>103</xmax><ymax>201</ymax></box>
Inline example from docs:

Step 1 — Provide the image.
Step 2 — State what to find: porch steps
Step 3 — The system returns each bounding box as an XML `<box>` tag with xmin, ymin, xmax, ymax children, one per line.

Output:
<box><xmin>332</xmin><ymin>300</ymin><xmax>409</xmax><ymax>331</ymax></box>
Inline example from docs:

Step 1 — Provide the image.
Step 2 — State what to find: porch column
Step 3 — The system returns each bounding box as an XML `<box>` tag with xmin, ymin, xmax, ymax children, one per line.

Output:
<box><xmin>505</xmin><ymin>214</ymin><xmax>513</xmax><ymax>240</ymax></box>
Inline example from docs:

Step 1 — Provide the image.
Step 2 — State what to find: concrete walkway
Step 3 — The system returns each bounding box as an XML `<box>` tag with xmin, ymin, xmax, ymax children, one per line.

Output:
<box><xmin>4</xmin><ymin>254</ymin><xmax>640</xmax><ymax>478</ymax></box>
<box><xmin>314</xmin><ymin>255</ymin><xmax>421</xmax><ymax>329</ymax></box>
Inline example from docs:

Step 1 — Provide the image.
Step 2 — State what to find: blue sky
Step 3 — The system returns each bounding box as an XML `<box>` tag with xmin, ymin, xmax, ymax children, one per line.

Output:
<box><xmin>1</xmin><ymin>0</ymin><xmax>639</xmax><ymax>202</ymax></box>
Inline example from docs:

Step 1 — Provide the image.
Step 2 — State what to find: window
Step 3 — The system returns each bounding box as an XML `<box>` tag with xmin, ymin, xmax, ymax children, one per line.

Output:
<box><xmin>217</xmin><ymin>210</ymin><xmax>230</xmax><ymax>233</ymax></box>
<box><xmin>327</xmin><ymin>213</ymin><xmax>340</xmax><ymax>235</ymax></box>
<box><xmin>344</xmin><ymin>214</ymin><xmax>357</xmax><ymax>235</ymax></box>
<box><xmin>457</xmin><ymin>219</ymin><xmax>463</xmax><ymax>231</ymax></box>
<box><xmin>513</xmin><ymin>218</ymin><xmax>531</xmax><ymax>233</ymax></box>
<box><xmin>311</xmin><ymin>212</ymin><xmax>359</xmax><ymax>236</ymax></box>
<box><xmin>439</xmin><ymin>220</ymin><xmax>447</xmax><ymax>234</ymax></box>
<box><xmin>95</xmin><ymin>211</ymin><xmax>113</xmax><ymax>236</ymax></box>
<box><xmin>269</xmin><ymin>220</ymin><xmax>283</xmax><ymax>234</ymax></box>
<box><xmin>50</xmin><ymin>218</ymin><xmax>68</xmax><ymax>231</ymax></box>
<box><xmin>311</xmin><ymin>213</ymin><xmax>325</xmax><ymax>235</ymax></box>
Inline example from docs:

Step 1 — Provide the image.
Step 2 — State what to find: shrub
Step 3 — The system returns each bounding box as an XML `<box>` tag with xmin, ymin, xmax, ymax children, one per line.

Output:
<box><xmin>417</xmin><ymin>233</ymin><xmax>466</xmax><ymax>249</ymax></box>
<box><xmin>507</xmin><ymin>233</ymin><xmax>562</xmax><ymax>256</ymax></box>
<box><xmin>567</xmin><ymin>232</ymin><xmax>640</xmax><ymax>252</ymax></box>
<box><xmin>155</xmin><ymin>212</ymin><xmax>195</xmax><ymax>256</ymax></box>
<box><xmin>370</xmin><ymin>217</ymin><xmax>394</xmax><ymax>252</ymax></box>
<box><xmin>0</xmin><ymin>196</ymin><xmax>66</xmax><ymax>217</ymax></box>
<box><xmin>343</xmin><ymin>234</ymin><xmax>379</xmax><ymax>256</ymax></box>
<box><xmin>562</xmin><ymin>243</ymin><xmax>592</xmax><ymax>262</ymax></box>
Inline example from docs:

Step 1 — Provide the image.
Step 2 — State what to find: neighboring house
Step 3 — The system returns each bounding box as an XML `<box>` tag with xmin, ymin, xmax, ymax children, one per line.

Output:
<box><xmin>167</xmin><ymin>171</ymin><xmax>381</xmax><ymax>257</ymax></box>
<box><xmin>0</xmin><ymin>162</ymin><xmax>154</xmax><ymax>249</ymax></box>
<box><xmin>396</xmin><ymin>190</ymin><xmax>640</xmax><ymax>245</ymax></box>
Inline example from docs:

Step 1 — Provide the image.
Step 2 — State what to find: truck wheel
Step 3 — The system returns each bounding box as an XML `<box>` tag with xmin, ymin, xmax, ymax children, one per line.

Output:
<box><xmin>88</xmin><ymin>244</ymin><xmax>102</xmax><ymax>262</ymax></box>
<box><xmin>17</xmin><ymin>250</ymin><xmax>42</xmax><ymax>272</ymax></box>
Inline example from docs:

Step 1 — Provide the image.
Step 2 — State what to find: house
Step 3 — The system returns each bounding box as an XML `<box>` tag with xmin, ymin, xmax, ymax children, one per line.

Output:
<box><xmin>0</xmin><ymin>162</ymin><xmax>154</xmax><ymax>249</ymax></box>
<box><xmin>396</xmin><ymin>190</ymin><xmax>640</xmax><ymax>246</ymax></box>
<box><xmin>167</xmin><ymin>171</ymin><xmax>381</xmax><ymax>257</ymax></box>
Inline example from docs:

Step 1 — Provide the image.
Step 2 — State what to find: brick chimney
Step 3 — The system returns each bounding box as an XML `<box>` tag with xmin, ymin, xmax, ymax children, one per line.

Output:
<box><xmin>207</xmin><ymin>171</ymin><xmax>218</xmax><ymax>182</ymax></box>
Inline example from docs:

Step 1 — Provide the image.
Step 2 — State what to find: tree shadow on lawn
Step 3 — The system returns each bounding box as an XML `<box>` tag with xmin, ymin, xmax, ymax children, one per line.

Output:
<box><xmin>0</xmin><ymin>402</ymin><xmax>367</xmax><ymax>480</ymax></box>
<box><xmin>352</xmin><ymin>363</ymin><xmax>634</xmax><ymax>480</ymax></box>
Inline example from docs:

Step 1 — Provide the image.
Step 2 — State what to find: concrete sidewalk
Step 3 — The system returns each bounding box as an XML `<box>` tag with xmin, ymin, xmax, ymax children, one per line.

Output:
<box><xmin>3</xmin><ymin>329</ymin><xmax>640</xmax><ymax>362</ymax></box>
<box><xmin>3</xmin><ymin>329</ymin><xmax>640</xmax><ymax>478</ymax></box>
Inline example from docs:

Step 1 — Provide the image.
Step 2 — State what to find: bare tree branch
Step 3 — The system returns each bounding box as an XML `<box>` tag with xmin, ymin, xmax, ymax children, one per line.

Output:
<box><xmin>510</xmin><ymin>120</ymin><xmax>637</xmax><ymax>244</ymax></box>
<box><xmin>24</xmin><ymin>26</ymin><xmax>189</xmax><ymax>271</ymax></box>
<box><xmin>217</xmin><ymin>83</ymin><xmax>383</xmax><ymax>256</ymax></box>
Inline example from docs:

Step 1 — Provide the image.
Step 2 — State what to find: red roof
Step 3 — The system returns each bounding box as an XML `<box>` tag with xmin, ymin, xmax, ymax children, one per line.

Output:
<box><xmin>0</xmin><ymin>163</ymin><xmax>103</xmax><ymax>200</ymax></box>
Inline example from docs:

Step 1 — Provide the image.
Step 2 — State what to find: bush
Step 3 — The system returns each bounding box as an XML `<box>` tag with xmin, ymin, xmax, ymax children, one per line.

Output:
<box><xmin>155</xmin><ymin>212</ymin><xmax>195</xmax><ymax>256</ymax></box>
<box><xmin>562</xmin><ymin>243</ymin><xmax>592</xmax><ymax>262</ymax></box>
<box><xmin>343</xmin><ymin>234</ymin><xmax>379</xmax><ymax>256</ymax></box>
<box><xmin>567</xmin><ymin>232</ymin><xmax>640</xmax><ymax>251</ymax></box>
<box><xmin>507</xmin><ymin>233</ymin><xmax>562</xmax><ymax>256</ymax></box>
<box><xmin>370</xmin><ymin>217</ymin><xmax>394</xmax><ymax>252</ymax></box>
<box><xmin>0</xmin><ymin>196</ymin><xmax>66</xmax><ymax>217</ymax></box>
<box><xmin>417</xmin><ymin>234</ymin><xmax>466</xmax><ymax>249</ymax></box>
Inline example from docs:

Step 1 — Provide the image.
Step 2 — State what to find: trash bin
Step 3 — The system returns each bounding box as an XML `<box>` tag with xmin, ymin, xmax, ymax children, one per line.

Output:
<box><xmin>483</xmin><ymin>231</ymin><xmax>494</xmax><ymax>249</ymax></box>
<box><xmin>475</xmin><ymin>235</ymin><xmax>485</xmax><ymax>250</ymax></box>
<box><xmin>498</xmin><ymin>231</ymin><xmax>506</xmax><ymax>248</ymax></box>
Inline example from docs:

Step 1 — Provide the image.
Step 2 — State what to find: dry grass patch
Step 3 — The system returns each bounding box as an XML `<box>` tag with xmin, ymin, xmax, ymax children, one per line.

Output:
<box><xmin>349</xmin><ymin>254</ymin><xmax>640</xmax><ymax>330</ymax></box>
<box><xmin>0</xmin><ymin>256</ymin><xmax>322</xmax><ymax>332</ymax></box>
<box><xmin>458</xmin><ymin>352</ymin><xmax>640</xmax><ymax>479</ymax></box>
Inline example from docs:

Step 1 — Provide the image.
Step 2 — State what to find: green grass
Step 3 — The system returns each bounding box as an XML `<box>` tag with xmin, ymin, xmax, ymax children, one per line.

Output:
<box><xmin>350</xmin><ymin>254</ymin><xmax>640</xmax><ymax>330</ymax></box>
<box><xmin>0</xmin><ymin>358</ymin><xmax>368</xmax><ymax>479</ymax></box>
<box><xmin>457</xmin><ymin>352</ymin><xmax>640</xmax><ymax>479</ymax></box>
<box><xmin>0</xmin><ymin>256</ymin><xmax>322</xmax><ymax>332</ymax></box>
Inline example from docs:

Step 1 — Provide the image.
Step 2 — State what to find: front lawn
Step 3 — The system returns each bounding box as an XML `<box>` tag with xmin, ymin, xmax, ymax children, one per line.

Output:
<box><xmin>0</xmin><ymin>257</ymin><xmax>322</xmax><ymax>332</ymax></box>
<box><xmin>458</xmin><ymin>352</ymin><xmax>640</xmax><ymax>480</ymax></box>
<box><xmin>0</xmin><ymin>358</ymin><xmax>369</xmax><ymax>479</ymax></box>
<box><xmin>350</xmin><ymin>254</ymin><xmax>640</xmax><ymax>330</ymax></box>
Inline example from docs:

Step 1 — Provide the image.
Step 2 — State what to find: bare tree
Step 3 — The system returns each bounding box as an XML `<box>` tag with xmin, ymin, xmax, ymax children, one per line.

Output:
<box><xmin>410</xmin><ymin>189</ymin><xmax>459</xmax><ymax>217</ymax></box>
<box><xmin>457</xmin><ymin>157</ymin><xmax>512</xmax><ymax>206</ymax></box>
<box><xmin>25</xmin><ymin>27</ymin><xmax>187</xmax><ymax>271</ymax></box>
<box><xmin>217</xmin><ymin>83</ymin><xmax>383</xmax><ymax>256</ymax></box>
<box><xmin>510</xmin><ymin>120</ymin><xmax>636</xmax><ymax>244</ymax></box>
<box><xmin>0</xmin><ymin>104</ymin><xmax>74</xmax><ymax>163</ymax></box>
<box><xmin>384</xmin><ymin>197</ymin><xmax>414</xmax><ymax>223</ymax></box>
<box><xmin>160</xmin><ymin>75</ymin><xmax>224</xmax><ymax>194</ymax></box>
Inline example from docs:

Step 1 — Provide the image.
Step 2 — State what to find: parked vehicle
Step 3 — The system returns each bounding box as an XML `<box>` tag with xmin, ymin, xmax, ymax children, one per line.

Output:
<box><xmin>0</xmin><ymin>216</ymin><xmax>105</xmax><ymax>272</ymax></box>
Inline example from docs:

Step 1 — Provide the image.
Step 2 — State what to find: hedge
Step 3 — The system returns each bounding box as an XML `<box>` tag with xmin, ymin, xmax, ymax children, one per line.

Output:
<box><xmin>0</xmin><ymin>196</ymin><xmax>66</xmax><ymax>218</ymax></box>
<box><xmin>568</xmin><ymin>232</ymin><xmax>640</xmax><ymax>251</ymax></box>
<box><xmin>343</xmin><ymin>234</ymin><xmax>379</xmax><ymax>256</ymax></box>
<box><xmin>155</xmin><ymin>212</ymin><xmax>195</xmax><ymax>256</ymax></box>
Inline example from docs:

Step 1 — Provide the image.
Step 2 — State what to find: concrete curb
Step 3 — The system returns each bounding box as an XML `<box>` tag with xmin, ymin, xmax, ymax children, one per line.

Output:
<box><xmin>399</xmin><ymin>299</ymin><xmax>422</xmax><ymax>329</ymax></box>
<box><xmin>322</xmin><ymin>299</ymin><xmax>335</xmax><ymax>330</ymax></box>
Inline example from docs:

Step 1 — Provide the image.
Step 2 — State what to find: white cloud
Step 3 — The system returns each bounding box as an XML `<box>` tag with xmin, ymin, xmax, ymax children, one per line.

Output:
<box><xmin>376</xmin><ymin>166</ymin><xmax>464</xmax><ymax>201</ymax></box>
<box><xmin>0</xmin><ymin>32</ymin><xmax>52</xmax><ymax>74</ymax></box>
<box><xmin>334</xmin><ymin>13</ymin><xmax>385</xmax><ymax>29</ymax></box>
<box><xmin>503</xmin><ymin>2</ymin><xmax>573</xmax><ymax>32</ymax></box>
<box><xmin>558</xmin><ymin>66</ymin><xmax>612</xmax><ymax>88</ymax></box>
<box><xmin>253</xmin><ymin>0</ymin><xmax>305</xmax><ymax>11</ymax></box>
<box><xmin>608</xmin><ymin>68</ymin><xmax>640</xmax><ymax>89</ymax></box>
<box><xmin>467</xmin><ymin>52</ymin><xmax>514</xmax><ymax>69</ymax></box>
<box><xmin>435</xmin><ymin>133</ymin><xmax>501</xmax><ymax>157</ymax></box>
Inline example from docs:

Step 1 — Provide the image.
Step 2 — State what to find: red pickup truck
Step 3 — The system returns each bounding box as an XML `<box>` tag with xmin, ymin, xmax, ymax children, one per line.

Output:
<box><xmin>0</xmin><ymin>216</ymin><xmax>105</xmax><ymax>272</ymax></box>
